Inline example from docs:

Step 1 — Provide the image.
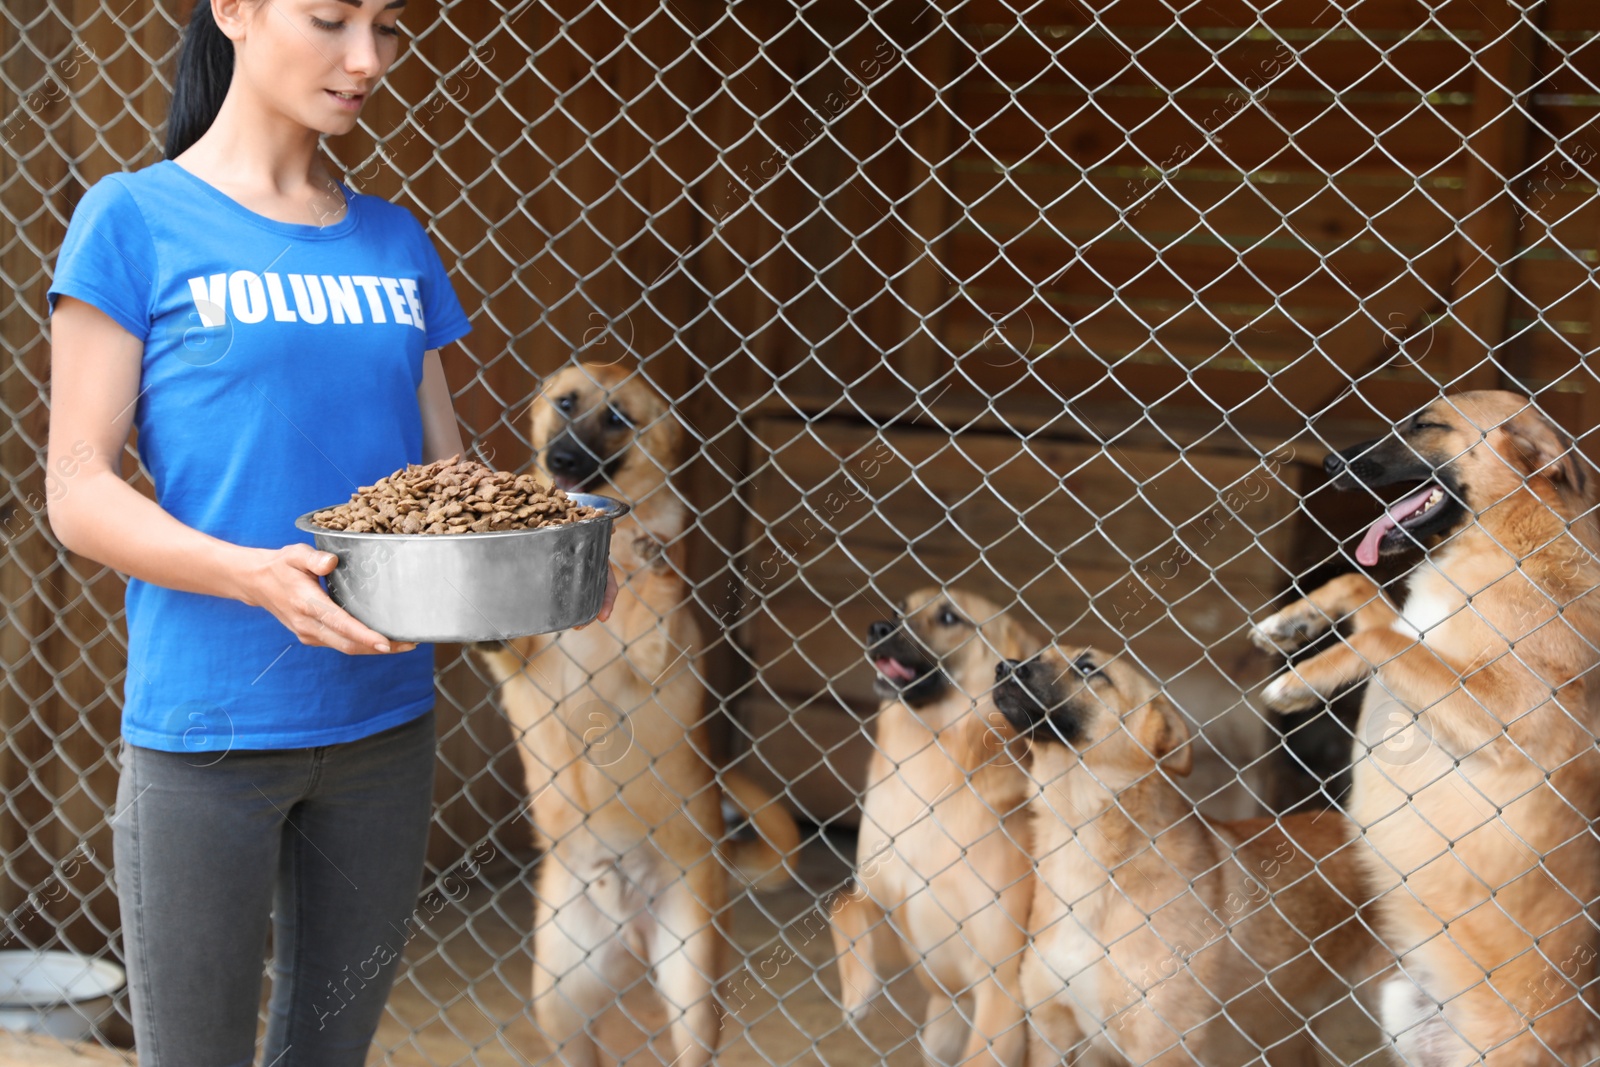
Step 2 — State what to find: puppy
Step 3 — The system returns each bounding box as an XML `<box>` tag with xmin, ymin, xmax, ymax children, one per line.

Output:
<box><xmin>1255</xmin><ymin>391</ymin><xmax>1600</xmax><ymax>1064</ymax></box>
<box><xmin>475</xmin><ymin>362</ymin><xmax>799</xmax><ymax>1066</ymax></box>
<box><xmin>994</xmin><ymin>646</ymin><xmax>1381</xmax><ymax>1066</ymax></box>
<box><xmin>831</xmin><ymin>588</ymin><xmax>1043</xmax><ymax>1066</ymax></box>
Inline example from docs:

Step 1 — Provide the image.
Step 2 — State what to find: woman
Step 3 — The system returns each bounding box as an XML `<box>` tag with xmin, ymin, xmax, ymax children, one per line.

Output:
<box><xmin>46</xmin><ymin>2</ymin><xmax>611</xmax><ymax>1063</ymax></box>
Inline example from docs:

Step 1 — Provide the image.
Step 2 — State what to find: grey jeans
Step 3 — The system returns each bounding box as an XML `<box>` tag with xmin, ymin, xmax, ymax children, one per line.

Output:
<box><xmin>112</xmin><ymin>707</ymin><xmax>437</xmax><ymax>1067</ymax></box>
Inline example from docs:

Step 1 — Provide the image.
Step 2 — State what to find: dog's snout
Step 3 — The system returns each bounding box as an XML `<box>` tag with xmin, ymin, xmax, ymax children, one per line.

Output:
<box><xmin>1345</xmin><ymin>457</ymin><xmax>1384</xmax><ymax>481</ymax></box>
<box><xmin>995</xmin><ymin>658</ymin><xmax>1023</xmax><ymax>682</ymax></box>
<box><xmin>1325</xmin><ymin>451</ymin><xmax>1383</xmax><ymax>482</ymax></box>
<box><xmin>868</xmin><ymin>620</ymin><xmax>896</xmax><ymax>644</ymax></box>
<box><xmin>546</xmin><ymin>449</ymin><xmax>579</xmax><ymax>474</ymax></box>
<box><xmin>1323</xmin><ymin>437</ymin><xmax>1398</xmax><ymax>489</ymax></box>
<box><xmin>544</xmin><ymin>434</ymin><xmax>599</xmax><ymax>477</ymax></box>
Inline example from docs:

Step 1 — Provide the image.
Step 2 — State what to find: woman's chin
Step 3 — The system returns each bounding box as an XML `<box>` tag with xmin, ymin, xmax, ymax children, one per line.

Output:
<box><xmin>307</xmin><ymin>107</ymin><xmax>363</xmax><ymax>137</ymax></box>
<box><xmin>320</xmin><ymin>116</ymin><xmax>362</xmax><ymax>137</ymax></box>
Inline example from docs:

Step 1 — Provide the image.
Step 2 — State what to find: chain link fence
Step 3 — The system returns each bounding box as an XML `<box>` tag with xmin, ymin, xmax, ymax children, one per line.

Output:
<box><xmin>5</xmin><ymin>0</ymin><xmax>1600</xmax><ymax>1063</ymax></box>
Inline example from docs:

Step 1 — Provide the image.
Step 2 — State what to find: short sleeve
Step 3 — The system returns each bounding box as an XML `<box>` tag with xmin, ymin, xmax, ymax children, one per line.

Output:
<box><xmin>412</xmin><ymin>221</ymin><xmax>471</xmax><ymax>350</ymax></box>
<box><xmin>47</xmin><ymin>175</ymin><xmax>157</xmax><ymax>341</ymax></box>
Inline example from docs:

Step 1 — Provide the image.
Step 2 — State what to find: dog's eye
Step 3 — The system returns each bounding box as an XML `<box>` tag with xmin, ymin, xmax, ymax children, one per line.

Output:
<box><xmin>1410</xmin><ymin>419</ymin><xmax>1448</xmax><ymax>433</ymax></box>
<box><xmin>556</xmin><ymin>393</ymin><xmax>576</xmax><ymax>414</ymax></box>
<box><xmin>937</xmin><ymin>607</ymin><xmax>962</xmax><ymax>627</ymax></box>
<box><xmin>1072</xmin><ymin>653</ymin><xmax>1101</xmax><ymax>677</ymax></box>
<box><xmin>605</xmin><ymin>406</ymin><xmax>631</xmax><ymax>428</ymax></box>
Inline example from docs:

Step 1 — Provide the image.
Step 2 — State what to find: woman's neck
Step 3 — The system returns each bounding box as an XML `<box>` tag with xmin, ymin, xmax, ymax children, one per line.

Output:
<box><xmin>174</xmin><ymin>83</ymin><xmax>332</xmax><ymax>207</ymax></box>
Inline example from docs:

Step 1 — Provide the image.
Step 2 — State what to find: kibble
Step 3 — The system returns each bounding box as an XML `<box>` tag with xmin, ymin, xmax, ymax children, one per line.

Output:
<box><xmin>310</xmin><ymin>454</ymin><xmax>601</xmax><ymax>534</ymax></box>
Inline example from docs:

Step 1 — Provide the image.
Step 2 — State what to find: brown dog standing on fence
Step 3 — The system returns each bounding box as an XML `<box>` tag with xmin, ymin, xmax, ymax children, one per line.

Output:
<box><xmin>1256</xmin><ymin>391</ymin><xmax>1600</xmax><ymax>1064</ymax></box>
<box><xmin>475</xmin><ymin>362</ymin><xmax>799</xmax><ymax>1067</ymax></box>
<box><xmin>831</xmin><ymin>587</ymin><xmax>1042</xmax><ymax>1067</ymax></box>
<box><xmin>993</xmin><ymin>645</ymin><xmax>1382</xmax><ymax>1066</ymax></box>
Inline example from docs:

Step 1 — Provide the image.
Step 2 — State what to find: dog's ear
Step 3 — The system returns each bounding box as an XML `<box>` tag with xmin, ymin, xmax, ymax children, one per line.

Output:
<box><xmin>1136</xmin><ymin>694</ymin><xmax>1194</xmax><ymax>777</ymax></box>
<box><xmin>1500</xmin><ymin>408</ymin><xmax>1588</xmax><ymax>498</ymax></box>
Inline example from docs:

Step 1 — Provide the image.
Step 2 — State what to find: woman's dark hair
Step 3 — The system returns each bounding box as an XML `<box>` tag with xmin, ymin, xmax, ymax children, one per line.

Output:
<box><xmin>164</xmin><ymin>2</ymin><xmax>235</xmax><ymax>159</ymax></box>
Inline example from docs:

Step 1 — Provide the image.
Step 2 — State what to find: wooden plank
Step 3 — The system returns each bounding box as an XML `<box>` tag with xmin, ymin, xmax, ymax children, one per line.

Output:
<box><xmin>892</xmin><ymin>11</ymin><xmax>963</xmax><ymax>388</ymax></box>
<box><xmin>43</xmin><ymin>0</ymin><xmax>182</xmax><ymax>952</ymax></box>
<box><xmin>960</xmin><ymin>28</ymin><xmax>1477</xmax><ymax>100</ymax></box>
<box><xmin>690</xmin><ymin>0</ymin><xmax>793</xmax><ymax>390</ymax></box>
<box><xmin>937</xmin><ymin>300</ymin><xmax>1344</xmax><ymax>366</ymax></box>
<box><xmin>680</xmin><ymin>417</ymin><xmax>759</xmax><ymax>763</ymax></box>
<box><xmin>946</xmin><ymin>0</ymin><xmax>1483</xmax><ymax>34</ymax></box>
<box><xmin>702</xmin><ymin>1</ymin><xmax>821</xmax><ymax>378</ymax></box>
<box><xmin>928</xmin><ymin>161</ymin><xmax>1476</xmax><ymax>404</ymax></box>
<box><xmin>948</xmin><ymin>168</ymin><xmax>1465</xmax><ymax>256</ymax></box>
<box><xmin>942</xmin><ymin>231</ymin><xmax>1432</xmax><ymax>309</ymax></box>
<box><xmin>1253</xmin><ymin>236</ymin><xmax>1466</xmax><ymax>415</ymax></box>
<box><xmin>2</xmin><ymin>0</ymin><xmax>80</xmax><ymax>926</ymax></box>
<box><xmin>743</xmin><ymin>421</ymin><xmax>1301</xmax><ymax>572</ymax></box>
<box><xmin>951</xmin><ymin>91</ymin><xmax>1477</xmax><ymax>175</ymax></box>
<box><xmin>1509</xmin><ymin>157</ymin><xmax>1598</xmax><ymax>249</ymax></box>
<box><xmin>1502</xmin><ymin>98</ymin><xmax>1596</xmax><ymax>141</ymax></box>
<box><xmin>0</xmin><ymin>0</ymin><xmax>30</xmax><ymax>928</ymax></box>
<box><xmin>967</xmin><ymin>348</ymin><xmax>1408</xmax><ymax>422</ymax></box>
<box><xmin>923</xmin><ymin>156</ymin><xmax>1480</xmax><ymax>414</ymax></box>
<box><xmin>1497</xmin><ymin>262</ymin><xmax>1600</xmax><ymax>358</ymax></box>
<box><xmin>736</xmin><ymin>378</ymin><xmax>1411</xmax><ymax>459</ymax></box>
<box><xmin>1583</xmin><ymin>206</ymin><xmax>1600</xmax><ymax>469</ymax></box>
<box><xmin>1443</xmin><ymin>0</ymin><xmax>1544</xmax><ymax>389</ymax></box>
<box><xmin>0</xmin><ymin>1031</ymin><xmax>127</xmax><ymax>1067</ymax></box>
<box><xmin>1536</xmin><ymin>0</ymin><xmax>1600</xmax><ymax>33</ymax></box>
<box><xmin>1003</xmin><ymin>316</ymin><xmax>1494</xmax><ymax>386</ymax></box>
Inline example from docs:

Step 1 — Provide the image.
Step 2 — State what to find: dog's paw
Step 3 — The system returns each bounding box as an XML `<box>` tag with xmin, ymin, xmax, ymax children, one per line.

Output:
<box><xmin>1251</xmin><ymin>605</ymin><xmax>1329</xmax><ymax>655</ymax></box>
<box><xmin>1262</xmin><ymin>671</ymin><xmax>1321</xmax><ymax>713</ymax></box>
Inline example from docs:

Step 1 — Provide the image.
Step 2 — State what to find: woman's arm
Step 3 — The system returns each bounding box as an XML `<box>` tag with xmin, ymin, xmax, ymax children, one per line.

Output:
<box><xmin>417</xmin><ymin>348</ymin><xmax>466</xmax><ymax>464</ymax></box>
<box><xmin>46</xmin><ymin>296</ymin><xmax>415</xmax><ymax>654</ymax></box>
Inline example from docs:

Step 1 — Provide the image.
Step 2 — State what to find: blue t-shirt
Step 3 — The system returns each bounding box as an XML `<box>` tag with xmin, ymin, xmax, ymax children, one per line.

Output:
<box><xmin>46</xmin><ymin>160</ymin><xmax>472</xmax><ymax>752</ymax></box>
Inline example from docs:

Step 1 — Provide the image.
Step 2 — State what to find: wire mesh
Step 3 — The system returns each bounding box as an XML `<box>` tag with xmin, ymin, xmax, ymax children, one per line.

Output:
<box><xmin>5</xmin><ymin>0</ymin><xmax>1600</xmax><ymax>1063</ymax></box>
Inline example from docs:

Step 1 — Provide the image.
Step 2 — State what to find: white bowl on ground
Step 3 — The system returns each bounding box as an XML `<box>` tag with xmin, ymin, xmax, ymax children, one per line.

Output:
<box><xmin>0</xmin><ymin>950</ymin><xmax>125</xmax><ymax>1040</ymax></box>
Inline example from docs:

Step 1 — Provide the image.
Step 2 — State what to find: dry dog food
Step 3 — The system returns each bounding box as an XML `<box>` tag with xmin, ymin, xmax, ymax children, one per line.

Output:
<box><xmin>310</xmin><ymin>454</ymin><xmax>601</xmax><ymax>534</ymax></box>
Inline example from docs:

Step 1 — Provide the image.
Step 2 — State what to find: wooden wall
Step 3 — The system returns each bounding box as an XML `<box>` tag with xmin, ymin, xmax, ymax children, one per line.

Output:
<box><xmin>3</xmin><ymin>0</ymin><xmax>1598</xmax><ymax>954</ymax></box>
<box><xmin>1</xmin><ymin>0</ymin><xmax>186</xmax><ymax>963</ymax></box>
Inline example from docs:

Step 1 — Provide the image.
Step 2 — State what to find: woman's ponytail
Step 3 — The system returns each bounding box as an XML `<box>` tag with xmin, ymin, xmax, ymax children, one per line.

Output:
<box><xmin>164</xmin><ymin>2</ymin><xmax>234</xmax><ymax>159</ymax></box>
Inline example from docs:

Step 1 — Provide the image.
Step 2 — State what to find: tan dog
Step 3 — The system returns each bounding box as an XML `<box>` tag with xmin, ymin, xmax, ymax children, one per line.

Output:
<box><xmin>1256</xmin><ymin>391</ymin><xmax>1600</xmax><ymax>1064</ymax></box>
<box><xmin>831</xmin><ymin>588</ymin><xmax>1043</xmax><ymax>1066</ymax></box>
<box><xmin>475</xmin><ymin>362</ymin><xmax>799</xmax><ymax>1067</ymax></box>
<box><xmin>993</xmin><ymin>646</ymin><xmax>1382</xmax><ymax>1065</ymax></box>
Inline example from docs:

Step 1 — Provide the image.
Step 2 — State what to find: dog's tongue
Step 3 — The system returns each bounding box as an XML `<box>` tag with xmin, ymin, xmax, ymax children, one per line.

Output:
<box><xmin>1355</xmin><ymin>485</ymin><xmax>1437</xmax><ymax>567</ymax></box>
<box><xmin>876</xmin><ymin>657</ymin><xmax>917</xmax><ymax>683</ymax></box>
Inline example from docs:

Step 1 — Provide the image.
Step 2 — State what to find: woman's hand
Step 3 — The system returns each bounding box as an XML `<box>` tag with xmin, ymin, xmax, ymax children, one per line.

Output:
<box><xmin>574</xmin><ymin>563</ymin><xmax>621</xmax><ymax>631</ymax></box>
<box><xmin>244</xmin><ymin>544</ymin><xmax>418</xmax><ymax>654</ymax></box>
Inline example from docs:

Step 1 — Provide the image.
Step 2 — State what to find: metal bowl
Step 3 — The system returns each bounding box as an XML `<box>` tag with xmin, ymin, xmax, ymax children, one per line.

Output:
<box><xmin>293</xmin><ymin>492</ymin><xmax>629</xmax><ymax>643</ymax></box>
<box><xmin>0</xmin><ymin>950</ymin><xmax>125</xmax><ymax>1040</ymax></box>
